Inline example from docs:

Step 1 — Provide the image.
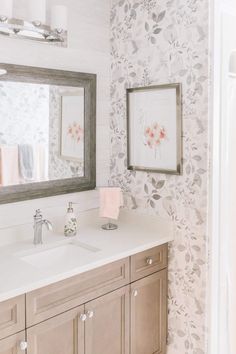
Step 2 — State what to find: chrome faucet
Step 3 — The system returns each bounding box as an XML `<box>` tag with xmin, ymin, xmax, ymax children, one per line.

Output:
<box><xmin>33</xmin><ymin>209</ymin><xmax>53</xmax><ymax>245</ymax></box>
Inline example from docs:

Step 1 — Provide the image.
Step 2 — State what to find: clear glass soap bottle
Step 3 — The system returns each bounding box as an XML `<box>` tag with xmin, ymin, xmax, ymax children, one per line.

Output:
<box><xmin>64</xmin><ymin>202</ymin><xmax>77</xmax><ymax>237</ymax></box>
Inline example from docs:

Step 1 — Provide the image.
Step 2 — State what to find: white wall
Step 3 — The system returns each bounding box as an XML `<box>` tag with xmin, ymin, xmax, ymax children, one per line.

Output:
<box><xmin>210</xmin><ymin>0</ymin><xmax>236</xmax><ymax>353</ymax></box>
<box><xmin>219</xmin><ymin>8</ymin><xmax>236</xmax><ymax>354</ymax></box>
<box><xmin>0</xmin><ymin>0</ymin><xmax>111</xmax><ymax>239</ymax></box>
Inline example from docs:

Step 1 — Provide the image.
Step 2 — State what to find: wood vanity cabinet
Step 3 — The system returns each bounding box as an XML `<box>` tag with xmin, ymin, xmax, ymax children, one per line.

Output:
<box><xmin>130</xmin><ymin>245</ymin><xmax>168</xmax><ymax>354</ymax></box>
<box><xmin>26</xmin><ymin>257</ymin><xmax>130</xmax><ymax>327</ymax></box>
<box><xmin>84</xmin><ymin>285</ymin><xmax>130</xmax><ymax>354</ymax></box>
<box><xmin>0</xmin><ymin>244</ymin><xmax>168</xmax><ymax>354</ymax></box>
<box><xmin>130</xmin><ymin>270</ymin><xmax>167</xmax><ymax>354</ymax></box>
<box><xmin>0</xmin><ymin>296</ymin><xmax>25</xmax><ymax>341</ymax></box>
<box><xmin>131</xmin><ymin>243</ymin><xmax>168</xmax><ymax>282</ymax></box>
<box><xmin>0</xmin><ymin>332</ymin><xmax>26</xmax><ymax>354</ymax></box>
<box><xmin>26</xmin><ymin>286</ymin><xmax>130</xmax><ymax>354</ymax></box>
<box><xmin>27</xmin><ymin>305</ymin><xmax>85</xmax><ymax>354</ymax></box>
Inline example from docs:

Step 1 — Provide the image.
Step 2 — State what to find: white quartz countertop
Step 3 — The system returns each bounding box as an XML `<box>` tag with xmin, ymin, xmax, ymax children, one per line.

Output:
<box><xmin>0</xmin><ymin>209</ymin><xmax>173</xmax><ymax>302</ymax></box>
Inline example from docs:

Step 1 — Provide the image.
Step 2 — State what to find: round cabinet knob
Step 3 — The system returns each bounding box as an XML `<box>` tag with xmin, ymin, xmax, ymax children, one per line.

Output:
<box><xmin>80</xmin><ymin>313</ymin><xmax>87</xmax><ymax>322</ymax></box>
<box><xmin>133</xmin><ymin>290</ymin><xmax>138</xmax><ymax>297</ymax></box>
<box><xmin>146</xmin><ymin>257</ymin><xmax>153</xmax><ymax>265</ymax></box>
<box><xmin>86</xmin><ymin>310</ymin><xmax>94</xmax><ymax>319</ymax></box>
<box><xmin>19</xmin><ymin>341</ymin><xmax>28</xmax><ymax>351</ymax></box>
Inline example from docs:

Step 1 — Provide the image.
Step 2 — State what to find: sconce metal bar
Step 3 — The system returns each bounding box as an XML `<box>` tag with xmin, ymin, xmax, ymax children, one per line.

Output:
<box><xmin>0</xmin><ymin>17</ymin><xmax>67</xmax><ymax>46</ymax></box>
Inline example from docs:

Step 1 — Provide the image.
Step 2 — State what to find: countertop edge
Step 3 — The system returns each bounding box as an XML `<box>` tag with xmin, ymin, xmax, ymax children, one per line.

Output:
<box><xmin>0</xmin><ymin>236</ymin><xmax>173</xmax><ymax>303</ymax></box>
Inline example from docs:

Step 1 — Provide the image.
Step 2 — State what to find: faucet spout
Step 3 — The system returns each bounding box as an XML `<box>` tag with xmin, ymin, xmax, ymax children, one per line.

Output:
<box><xmin>43</xmin><ymin>219</ymin><xmax>53</xmax><ymax>231</ymax></box>
<box><xmin>33</xmin><ymin>210</ymin><xmax>53</xmax><ymax>245</ymax></box>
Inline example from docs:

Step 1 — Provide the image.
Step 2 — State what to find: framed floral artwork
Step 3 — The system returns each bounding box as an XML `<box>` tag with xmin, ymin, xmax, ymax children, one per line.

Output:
<box><xmin>127</xmin><ymin>83</ymin><xmax>182</xmax><ymax>175</ymax></box>
<box><xmin>60</xmin><ymin>88</ymin><xmax>85</xmax><ymax>162</ymax></box>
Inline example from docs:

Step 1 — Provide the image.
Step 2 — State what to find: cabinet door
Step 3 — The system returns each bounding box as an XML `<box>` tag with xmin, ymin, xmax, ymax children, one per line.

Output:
<box><xmin>131</xmin><ymin>270</ymin><xmax>167</xmax><ymax>354</ymax></box>
<box><xmin>0</xmin><ymin>332</ymin><xmax>26</xmax><ymax>354</ymax></box>
<box><xmin>85</xmin><ymin>286</ymin><xmax>130</xmax><ymax>354</ymax></box>
<box><xmin>0</xmin><ymin>295</ymin><xmax>25</xmax><ymax>341</ymax></box>
<box><xmin>27</xmin><ymin>305</ymin><xmax>85</xmax><ymax>354</ymax></box>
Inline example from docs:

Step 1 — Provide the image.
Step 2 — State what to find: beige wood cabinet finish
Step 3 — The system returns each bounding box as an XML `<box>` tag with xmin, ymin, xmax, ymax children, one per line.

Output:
<box><xmin>0</xmin><ymin>295</ymin><xmax>25</xmax><ymax>340</ymax></box>
<box><xmin>0</xmin><ymin>244</ymin><xmax>168</xmax><ymax>354</ymax></box>
<box><xmin>0</xmin><ymin>331</ymin><xmax>26</xmax><ymax>354</ymax></box>
<box><xmin>131</xmin><ymin>244</ymin><xmax>168</xmax><ymax>282</ymax></box>
<box><xmin>84</xmin><ymin>286</ymin><xmax>130</xmax><ymax>354</ymax></box>
<box><xmin>130</xmin><ymin>269</ymin><xmax>167</xmax><ymax>354</ymax></box>
<box><xmin>27</xmin><ymin>305</ymin><xmax>85</xmax><ymax>354</ymax></box>
<box><xmin>26</xmin><ymin>257</ymin><xmax>129</xmax><ymax>326</ymax></box>
<box><xmin>26</xmin><ymin>286</ymin><xmax>130</xmax><ymax>354</ymax></box>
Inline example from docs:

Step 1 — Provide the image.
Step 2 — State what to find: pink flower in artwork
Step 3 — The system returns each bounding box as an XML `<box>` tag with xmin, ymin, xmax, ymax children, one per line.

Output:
<box><xmin>160</xmin><ymin>128</ymin><xmax>166</xmax><ymax>139</ymax></box>
<box><xmin>67</xmin><ymin>122</ymin><xmax>84</xmax><ymax>144</ymax></box>
<box><xmin>144</xmin><ymin>122</ymin><xmax>167</xmax><ymax>150</ymax></box>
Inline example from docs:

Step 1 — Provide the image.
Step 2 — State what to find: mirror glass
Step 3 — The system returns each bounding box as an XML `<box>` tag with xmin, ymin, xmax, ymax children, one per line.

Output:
<box><xmin>0</xmin><ymin>81</ymin><xmax>85</xmax><ymax>187</ymax></box>
<box><xmin>0</xmin><ymin>64</ymin><xmax>96</xmax><ymax>204</ymax></box>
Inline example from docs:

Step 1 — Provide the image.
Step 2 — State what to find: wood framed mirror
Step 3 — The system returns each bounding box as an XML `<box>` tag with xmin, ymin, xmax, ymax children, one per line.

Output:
<box><xmin>0</xmin><ymin>64</ymin><xmax>96</xmax><ymax>204</ymax></box>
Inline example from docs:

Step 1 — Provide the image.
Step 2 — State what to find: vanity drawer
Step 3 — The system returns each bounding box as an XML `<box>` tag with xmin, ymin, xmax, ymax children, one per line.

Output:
<box><xmin>0</xmin><ymin>295</ymin><xmax>25</xmax><ymax>340</ymax></box>
<box><xmin>26</xmin><ymin>257</ymin><xmax>130</xmax><ymax>326</ymax></box>
<box><xmin>131</xmin><ymin>244</ymin><xmax>168</xmax><ymax>281</ymax></box>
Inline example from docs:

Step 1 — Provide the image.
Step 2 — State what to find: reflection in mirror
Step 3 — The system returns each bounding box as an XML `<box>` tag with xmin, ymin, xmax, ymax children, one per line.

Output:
<box><xmin>60</xmin><ymin>89</ymin><xmax>84</xmax><ymax>163</ymax></box>
<box><xmin>0</xmin><ymin>82</ymin><xmax>85</xmax><ymax>187</ymax></box>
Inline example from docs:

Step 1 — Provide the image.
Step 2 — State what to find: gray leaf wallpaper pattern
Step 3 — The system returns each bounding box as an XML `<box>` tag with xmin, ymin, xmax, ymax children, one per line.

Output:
<box><xmin>110</xmin><ymin>0</ymin><xmax>209</xmax><ymax>353</ymax></box>
<box><xmin>0</xmin><ymin>82</ymin><xmax>49</xmax><ymax>146</ymax></box>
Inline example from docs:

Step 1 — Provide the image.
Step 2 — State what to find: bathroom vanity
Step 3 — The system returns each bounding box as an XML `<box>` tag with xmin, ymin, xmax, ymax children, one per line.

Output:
<box><xmin>0</xmin><ymin>209</ymin><xmax>172</xmax><ymax>354</ymax></box>
<box><xmin>0</xmin><ymin>244</ymin><xmax>167</xmax><ymax>354</ymax></box>
<box><xmin>0</xmin><ymin>61</ymin><xmax>173</xmax><ymax>353</ymax></box>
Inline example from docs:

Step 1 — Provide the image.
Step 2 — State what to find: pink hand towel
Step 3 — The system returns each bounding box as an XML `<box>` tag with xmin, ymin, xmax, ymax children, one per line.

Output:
<box><xmin>0</xmin><ymin>145</ymin><xmax>19</xmax><ymax>186</ymax></box>
<box><xmin>99</xmin><ymin>187</ymin><xmax>124</xmax><ymax>220</ymax></box>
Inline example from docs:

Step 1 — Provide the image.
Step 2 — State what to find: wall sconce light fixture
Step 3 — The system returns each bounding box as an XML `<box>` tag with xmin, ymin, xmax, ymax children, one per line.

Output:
<box><xmin>0</xmin><ymin>0</ymin><xmax>68</xmax><ymax>46</ymax></box>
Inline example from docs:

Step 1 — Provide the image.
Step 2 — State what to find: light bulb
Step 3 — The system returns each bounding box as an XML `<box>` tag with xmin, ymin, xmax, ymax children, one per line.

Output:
<box><xmin>51</xmin><ymin>5</ymin><xmax>67</xmax><ymax>32</ymax></box>
<box><xmin>28</xmin><ymin>0</ymin><xmax>46</xmax><ymax>25</ymax></box>
<box><xmin>0</xmin><ymin>0</ymin><xmax>13</xmax><ymax>20</ymax></box>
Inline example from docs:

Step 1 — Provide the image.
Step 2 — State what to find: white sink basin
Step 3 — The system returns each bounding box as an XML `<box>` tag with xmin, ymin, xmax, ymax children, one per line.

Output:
<box><xmin>20</xmin><ymin>241</ymin><xmax>100</xmax><ymax>271</ymax></box>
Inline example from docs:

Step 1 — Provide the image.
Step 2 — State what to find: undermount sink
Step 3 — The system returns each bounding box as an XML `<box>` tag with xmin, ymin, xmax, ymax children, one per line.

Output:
<box><xmin>19</xmin><ymin>241</ymin><xmax>100</xmax><ymax>271</ymax></box>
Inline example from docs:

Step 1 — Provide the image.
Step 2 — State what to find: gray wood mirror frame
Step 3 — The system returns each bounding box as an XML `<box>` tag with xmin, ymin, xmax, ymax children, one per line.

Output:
<box><xmin>0</xmin><ymin>64</ymin><xmax>96</xmax><ymax>204</ymax></box>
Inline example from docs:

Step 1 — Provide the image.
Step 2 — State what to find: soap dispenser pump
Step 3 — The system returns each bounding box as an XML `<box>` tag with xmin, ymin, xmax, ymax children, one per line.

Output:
<box><xmin>64</xmin><ymin>202</ymin><xmax>77</xmax><ymax>237</ymax></box>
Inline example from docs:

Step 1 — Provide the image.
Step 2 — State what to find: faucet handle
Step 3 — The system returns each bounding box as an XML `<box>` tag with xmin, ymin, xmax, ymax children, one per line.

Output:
<box><xmin>34</xmin><ymin>209</ymin><xmax>42</xmax><ymax>218</ymax></box>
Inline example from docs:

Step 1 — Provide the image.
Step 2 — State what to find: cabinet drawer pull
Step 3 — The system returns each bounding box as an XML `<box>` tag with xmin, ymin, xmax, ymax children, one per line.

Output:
<box><xmin>80</xmin><ymin>313</ymin><xmax>87</xmax><ymax>322</ymax></box>
<box><xmin>146</xmin><ymin>257</ymin><xmax>153</xmax><ymax>265</ymax></box>
<box><xmin>19</xmin><ymin>341</ymin><xmax>28</xmax><ymax>351</ymax></box>
<box><xmin>86</xmin><ymin>310</ymin><xmax>94</xmax><ymax>319</ymax></box>
<box><xmin>133</xmin><ymin>290</ymin><xmax>138</xmax><ymax>297</ymax></box>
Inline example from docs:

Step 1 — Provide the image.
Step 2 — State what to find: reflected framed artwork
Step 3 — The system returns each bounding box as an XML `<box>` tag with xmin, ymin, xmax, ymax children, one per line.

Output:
<box><xmin>60</xmin><ymin>88</ymin><xmax>85</xmax><ymax>162</ymax></box>
<box><xmin>127</xmin><ymin>83</ymin><xmax>182</xmax><ymax>175</ymax></box>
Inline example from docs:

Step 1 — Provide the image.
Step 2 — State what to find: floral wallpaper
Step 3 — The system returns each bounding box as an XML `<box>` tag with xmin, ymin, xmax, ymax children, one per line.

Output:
<box><xmin>0</xmin><ymin>82</ymin><xmax>49</xmax><ymax>146</ymax></box>
<box><xmin>110</xmin><ymin>0</ymin><xmax>209</xmax><ymax>353</ymax></box>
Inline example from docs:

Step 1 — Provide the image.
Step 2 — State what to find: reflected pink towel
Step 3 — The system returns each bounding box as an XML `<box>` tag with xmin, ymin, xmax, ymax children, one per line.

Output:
<box><xmin>0</xmin><ymin>146</ymin><xmax>19</xmax><ymax>186</ymax></box>
<box><xmin>99</xmin><ymin>187</ymin><xmax>124</xmax><ymax>220</ymax></box>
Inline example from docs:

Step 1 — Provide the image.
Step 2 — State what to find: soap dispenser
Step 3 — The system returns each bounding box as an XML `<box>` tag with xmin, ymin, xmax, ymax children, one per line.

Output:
<box><xmin>64</xmin><ymin>202</ymin><xmax>77</xmax><ymax>237</ymax></box>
